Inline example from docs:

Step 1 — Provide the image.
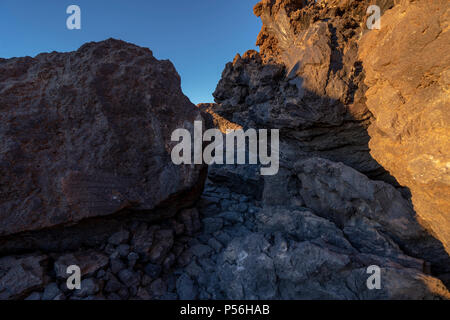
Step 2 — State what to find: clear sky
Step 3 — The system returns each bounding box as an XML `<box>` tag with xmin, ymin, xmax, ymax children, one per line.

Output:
<box><xmin>0</xmin><ymin>0</ymin><xmax>261</xmax><ymax>104</ymax></box>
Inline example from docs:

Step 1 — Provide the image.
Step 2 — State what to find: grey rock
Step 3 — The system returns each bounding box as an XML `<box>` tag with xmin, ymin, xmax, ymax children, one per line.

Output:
<box><xmin>185</xmin><ymin>261</ymin><xmax>204</xmax><ymax>279</ymax></box>
<box><xmin>42</xmin><ymin>283</ymin><xmax>62</xmax><ymax>300</ymax></box>
<box><xmin>218</xmin><ymin>211</ymin><xmax>244</xmax><ymax>224</ymax></box>
<box><xmin>149</xmin><ymin>278</ymin><xmax>167</xmax><ymax>297</ymax></box>
<box><xmin>294</xmin><ymin>157</ymin><xmax>450</xmax><ymax>272</ymax></box>
<box><xmin>108</xmin><ymin>230</ymin><xmax>130</xmax><ymax>246</ymax></box>
<box><xmin>53</xmin><ymin>293</ymin><xmax>66</xmax><ymax>300</ymax></box>
<box><xmin>179</xmin><ymin>208</ymin><xmax>201</xmax><ymax>236</ymax></box>
<box><xmin>0</xmin><ymin>254</ymin><xmax>48</xmax><ymax>299</ymax></box>
<box><xmin>135</xmin><ymin>287</ymin><xmax>151</xmax><ymax>300</ymax></box>
<box><xmin>144</xmin><ymin>263</ymin><xmax>162</xmax><ymax>279</ymax></box>
<box><xmin>106</xmin><ymin>293</ymin><xmax>122</xmax><ymax>300</ymax></box>
<box><xmin>117</xmin><ymin>244</ymin><xmax>130</xmax><ymax>258</ymax></box>
<box><xmin>131</xmin><ymin>224</ymin><xmax>155</xmax><ymax>255</ymax></box>
<box><xmin>118</xmin><ymin>269</ymin><xmax>140</xmax><ymax>288</ymax></box>
<box><xmin>110</xmin><ymin>258</ymin><xmax>126</xmax><ymax>274</ymax></box>
<box><xmin>127</xmin><ymin>252</ymin><xmax>139</xmax><ymax>261</ymax></box>
<box><xmin>74</xmin><ymin>278</ymin><xmax>100</xmax><ymax>298</ymax></box>
<box><xmin>54</xmin><ymin>250</ymin><xmax>108</xmax><ymax>279</ymax></box>
<box><xmin>148</xmin><ymin>229</ymin><xmax>174</xmax><ymax>264</ymax></box>
<box><xmin>162</xmin><ymin>253</ymin><xmax>176</xmax><ymax>270</ymax></box>
<box><xmin>117</xmin><ymin>287</ymin><xmax>129</xmax><ymax>300</ymax></box>
<box><xmin>208</xmin><ymin>238</ymin><xmax>223</xmax><ymax>253</ymax></box>
<box><xmin>160</xmin><ymin>292</ymin><xmax>179</xmax><ymax>300</ymax></box>
<box><xmin>176</xmin><ymin>274</ymin><xmax>198</xmax><ymax>300</ymax></box>
<box><xmin>141</xmin><ymin>275</ymin><xmax>153</xmax><ymax>287</ymax></box>
<box><xmin>213</xmin><ymin>231</ymin><xmax>232</xmax><ymax>246</ymax></box>
<box><xmin>0</xmin><ymin>39</ymin><xmax>206</xmax><ymax>238</ymax></box>
<box><xmin>96</xmin><ymin>269</ymin><xmax>106</xmax><ymax>279</ymax></box>
<box><xmin>25</xmin><ymin>292</ymin><xmax>42</xmax><ymax>300</ymax></box>
<box><xmin>190</xmin><ymin>244</ymin><xmax>213</xmax><ymax>258</ymax></box>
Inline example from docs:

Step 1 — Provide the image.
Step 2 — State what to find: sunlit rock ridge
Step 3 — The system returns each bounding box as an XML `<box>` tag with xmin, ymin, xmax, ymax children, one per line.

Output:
<box><xmin>0</xmin><ymin>0</ymin><xmax>448</xmax><ymax>300</ymax></box>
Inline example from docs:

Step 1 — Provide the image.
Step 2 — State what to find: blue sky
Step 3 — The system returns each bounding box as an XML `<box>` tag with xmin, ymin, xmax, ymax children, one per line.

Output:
<box><xmin>0</xmin><ymin>0</ymin><xmax>261</xmax><ymax>104</ymax></box>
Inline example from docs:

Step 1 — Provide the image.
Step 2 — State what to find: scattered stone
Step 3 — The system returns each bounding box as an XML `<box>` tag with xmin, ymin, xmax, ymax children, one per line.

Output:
<box><xmin>190</xmin><ymin>244</ymin><xmax>213</xmax><ymax>258</ymax></box>
<box><xmin>74</xmin><ymin>278</ymin><xmax>100</xmax><ymax>298</ymax></box>
<box><xmin>148</xmin><ymin>230</ymin><xmax>174</xmax><ymax>264</ymax></box>
<box><xmin>104</xmin><ymin>274</ymin><xmax>122</xmax><ymax>293</ymax></box>
<box><xmin>110</xmin><ymin>258</ymin><xmax>126</xmax><ymax>274</ymax></box>
<box><xmin>149</xmin><ymin>278</ymin><xmax>167</xmax><ymax>297</ymax></box>
<box><xmin>0</xmin><ymin>38</ymin><xmax>206</xmax><ymax>237</ymax></box>
<box><xmin>202</xmin><ymin>217</ymin><xmax>223</xmax><ymax>234</ymax></box>
<box><xmin>208</xmin><ymin>238</ymin><xmax>223</xmax><ymax>253</ymax></box>
<box><xmin>117</xmin><ymin>244</ymin><xmax>130</xmax><ymax>258</ymax></box>
<box><xmin>96</xmin><ymin>269</ymin><xmax>106</xmax><ymax>279</ymax></box>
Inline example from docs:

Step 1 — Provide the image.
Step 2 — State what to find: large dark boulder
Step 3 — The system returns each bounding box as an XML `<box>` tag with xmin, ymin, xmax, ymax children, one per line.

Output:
<box><xmin>0</xmin><ymin>39</ymin><xmax>205</xmax><ymax>237</ymax></box>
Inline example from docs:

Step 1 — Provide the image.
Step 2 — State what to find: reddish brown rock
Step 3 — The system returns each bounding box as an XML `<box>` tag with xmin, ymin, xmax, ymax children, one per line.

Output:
<box><xmin>359</xmin><ymin>0</ymin><xmax>450</xmax><ymax>253</ymax></box>
<box><xmin>0</xmin><ymin>39</ymin><xmax>205</xmax><ymax>237</ymax></box>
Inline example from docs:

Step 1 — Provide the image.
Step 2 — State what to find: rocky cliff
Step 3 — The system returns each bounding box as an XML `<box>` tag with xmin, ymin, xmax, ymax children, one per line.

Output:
<box><xmin>0</xmin><ymin>39</ymin><xmax>205</xmax><ymax>238</ymax></box>
<box><xmin>0</xmin><ymin>0</ymin><xmax>449</xmax><ymax>300</ymax></box>
<box><xmin>0</xmin><ymin>39</ymin><xmax>207</xmax><ymax>299</ymax></box>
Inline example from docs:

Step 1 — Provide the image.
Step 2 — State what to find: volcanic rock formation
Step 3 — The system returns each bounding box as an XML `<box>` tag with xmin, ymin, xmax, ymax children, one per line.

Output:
<box><xmin>0</xmin><ymin>0</ymin><xmax>449</xmax><ymax>300</ymax></box>
<box><xmin>359</xmin><ymin>0</ymin><xmax>450</xmax><ymax>253</ymax></box>
<box><xmin>0</xmin><ymin>39</ymin><xmax>205</xmax><ymax>237</ymax></box>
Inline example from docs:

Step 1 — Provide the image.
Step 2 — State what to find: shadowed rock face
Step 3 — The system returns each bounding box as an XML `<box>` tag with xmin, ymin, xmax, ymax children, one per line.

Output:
<box><xmin>208</xmin><ymin>0</ymin><xmax>450</xmax><ymax>298</ymax></box>
<box><xmin>359</xmin><ymin>0</ymin><xmax>450</xmax><ymax>253</ymax></box>
<box><xmin>214</xmin><ymin>0</ymin><xmax>397</xmax><ymax>182</ymax></box>
<box><xmin>0</xmin><ymin>39</ymin><xmax>205</xmax><ymax>237</ymax></box>
<box><xmin>0</xmin><ymin>1</ymin><xmax>449</xmax><ymax>301</ymax></box>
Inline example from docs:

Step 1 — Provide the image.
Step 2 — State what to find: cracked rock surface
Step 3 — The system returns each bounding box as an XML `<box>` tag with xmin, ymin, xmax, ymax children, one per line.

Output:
<box><xmin>0</xmin><ymin>0</ymin><xmax>449</xmax><ymax>300</ymax></box>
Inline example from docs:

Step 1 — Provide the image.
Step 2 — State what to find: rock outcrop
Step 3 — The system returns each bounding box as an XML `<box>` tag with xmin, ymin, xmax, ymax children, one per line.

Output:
<box><xmin>214</xmin><ymin>0</ymin><xmax>396</xmax><ymax>181</ymax></box>
<box><xmin>0</xmin><ymin>0</ymin><xmax>449</xmax><ymax>300</ymax></box>
<box><xmin>359</xmin><ymin>0</ymin><xmax>450</xmax><ymax>253</ymax></box>
<box><xmin>0</xmin><ymin>39</ymin><xmax>205</xmax><ymax>237</ymax></box>
<box><xmin>207</xmin><ymin>0</ymin><xmax>450</xmax><ymax>298</ymax></box>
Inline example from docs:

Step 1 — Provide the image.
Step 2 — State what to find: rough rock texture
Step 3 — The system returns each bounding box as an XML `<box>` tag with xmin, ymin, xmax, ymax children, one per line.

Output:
<box><xmin>0</xmin><ymin>0</ymin><xmax>449</xmax><ymax>301</ymax></box>
<box><xmin>0</xmin><ymin>206</ymin><xmax>203</xmax><ymax>300</ymax></box>
<box><xmin>0</xmin><ymin>39</ymin><xmax>205</xmax><ymax>237</ymax></box>
<box><xmin>0</xmin><ymin>40</ymin><xmax>207</xmax><ymax>300</ymax></box>
<box><xmin>359</xmin><ymin>0</ymin><xmax>450</xmax><ymax>252</ymax></box>
<box><xmin>174</xmin><ymin>160</ymin><xmax>448</xmax><ymax>300</ymax></box>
